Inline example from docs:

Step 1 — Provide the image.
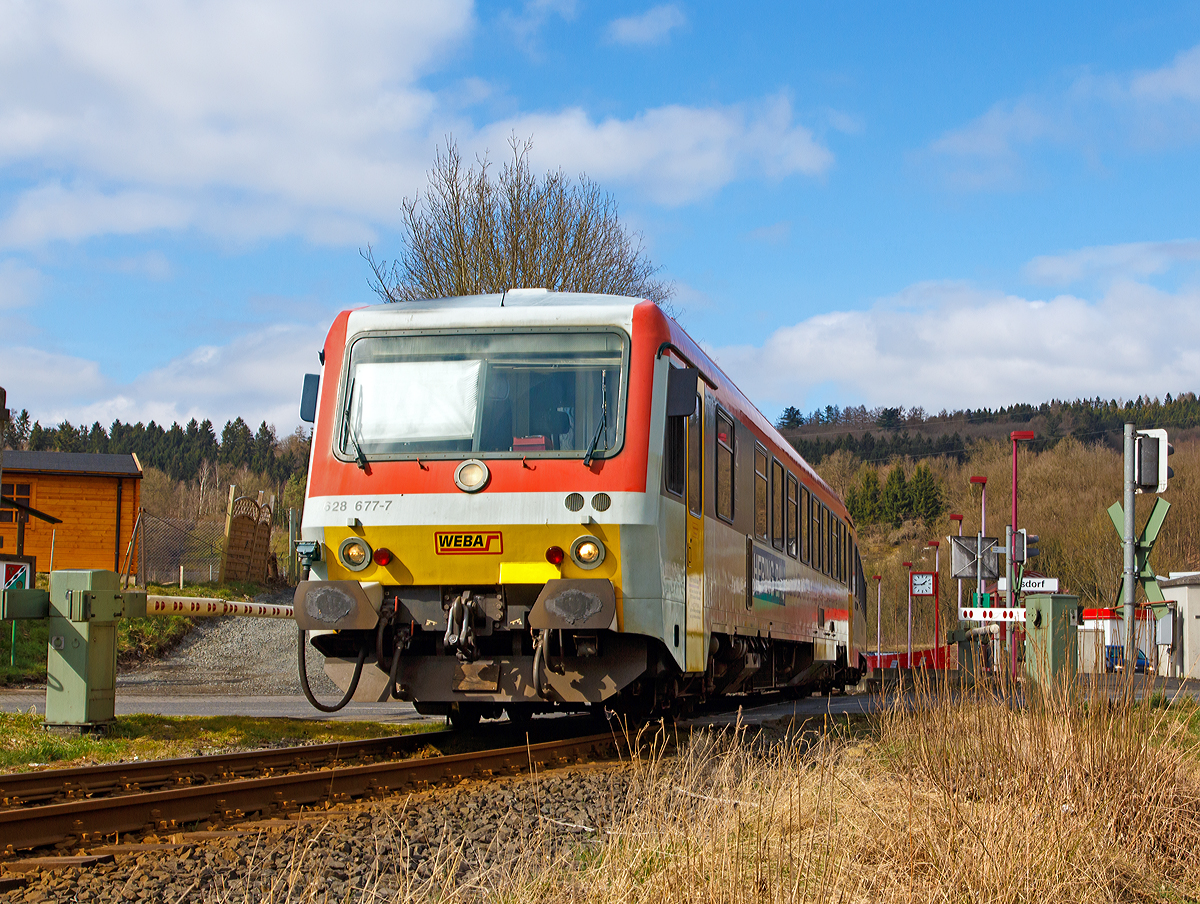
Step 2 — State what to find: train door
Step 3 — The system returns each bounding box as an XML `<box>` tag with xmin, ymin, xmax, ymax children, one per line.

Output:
<box><xmin>685</xmin><ymin>392</ymin><xmax>705</xmax><ymax>671</ymax></box>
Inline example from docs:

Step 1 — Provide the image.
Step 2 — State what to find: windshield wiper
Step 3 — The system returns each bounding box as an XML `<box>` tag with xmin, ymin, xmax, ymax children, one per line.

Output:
<box><xmin>349</xmin><ymin>424</ymin><xmax>369</xmax><ymax>471</ymax></box>
<box><xmin>583</xmin><ymin>369</ymin><xmax>610</xmax><ymax>468</ymax></box>
<box><xmin>582</xmin><ymin>410</ymin><xmax>607</xmax><ymax>468</ymax></box>
<box><xmin>344</xmin><ymin>385</ymin><xmax>370</xmax><ymax>472</ymax></box>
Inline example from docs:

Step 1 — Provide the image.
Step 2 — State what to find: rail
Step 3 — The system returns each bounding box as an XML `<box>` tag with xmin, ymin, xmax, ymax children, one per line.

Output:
<box><xmin>0</xmin><ymin>731</ymin><xmax>453</xmax><ymax>808</ymax></box>
<box><xmin>0</xmin><ymin>731</ymin><xmax>624</xmax><ymax>853</ymax></box>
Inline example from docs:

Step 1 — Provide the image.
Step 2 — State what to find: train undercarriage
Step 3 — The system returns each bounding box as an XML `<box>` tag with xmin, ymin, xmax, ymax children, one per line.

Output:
<box><xmin>298</xmin><ymin>580</ymin><xmax>862</xmax><ymax>727</ymax></box>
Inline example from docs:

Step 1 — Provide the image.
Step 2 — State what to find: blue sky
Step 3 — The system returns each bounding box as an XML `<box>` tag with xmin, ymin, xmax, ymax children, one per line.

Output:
<box><xmin>3</xmin><ymin>1</ymin><xmax>1200</xmax><ymax>432</ymax></box>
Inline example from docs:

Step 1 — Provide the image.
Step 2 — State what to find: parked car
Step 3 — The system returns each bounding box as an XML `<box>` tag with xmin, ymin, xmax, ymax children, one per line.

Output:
<box><xmin>1104</xmin><ymin>645</ymin><xmax>1149</xmax><ymax>673</ymax></box>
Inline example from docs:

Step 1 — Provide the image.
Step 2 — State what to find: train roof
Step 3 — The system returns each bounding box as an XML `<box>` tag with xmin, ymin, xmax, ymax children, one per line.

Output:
<box><xmin>344</xmin><ymin>289</ymin><xmax>642</xmax><ymax>333</ymax></box>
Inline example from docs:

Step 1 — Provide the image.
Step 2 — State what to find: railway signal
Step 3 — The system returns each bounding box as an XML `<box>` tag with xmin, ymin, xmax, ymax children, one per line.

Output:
<box><xmin>1012</xmin><ymin>529</ymin><xmax>1039</xmax><ymax>562</ymax></box>
<box><xmin>1135</xmin><ymin>428</ymin><xmax>1173</xmax><ymax>494</ymax></box>
<box><xmin>1120</xmin><ymin>423</ymin><xmax>1173</xmax><ymax>667</ymax></box>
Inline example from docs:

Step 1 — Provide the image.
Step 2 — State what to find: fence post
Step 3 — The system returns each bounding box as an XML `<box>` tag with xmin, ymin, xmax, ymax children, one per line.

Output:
<box><xmin>218</xmin><ymin>485</ymin><xmax>237</xmax><ymax>584</ymax></box>
<box><xmin>288</xmin><ymin>508</ymin><xmax>299</xmax><ymax>584</ymax></box>
<box><xmin>140</xmin><ymin>512</ymin><xmax>146</xmax><ymax>586</ymax></box>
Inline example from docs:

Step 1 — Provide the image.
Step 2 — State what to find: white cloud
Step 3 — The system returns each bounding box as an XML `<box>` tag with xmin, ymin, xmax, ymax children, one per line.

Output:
<box><xmin>1131</xmin><ymin>44</ymin><xmax>1200</xmax><ymax>102</ymax></box>
<box><xmin>500</xmin><ymin>0</ymin><xmax>578</xmax><ymax>53</ymax></box>
<box><xmin>746</xmin><ymin>221</ymin><xmax>791</xmax><ymax>245</ymax></box>
<box><xmin>0</xmin><ymin>1</ymin><xmax>834</xmax><ymax>244</ymax></box>
<box><xmin>3</xmin><ymin>320</ymin><xmax>331</xmax><ymax>431</ymax></box>
<box><xmin>926</xmin><ymin>100</ymin><xmax>1066</xmax><ymax>189</ymax></box>
<box><xmin>930</xmin><ymin>101</ymin><xmax>1060</xmax><ymax>159</ymax></box>
<box><xmin>709</xmin><ymin>279</ymin><xmax>1200</xmax><ymax>414</ymax></box>
<box><xmin>482</xmin><ymin>94</ymin><xmax>832</xmax><ymax>205</ymax></box>
<box><xmin>607</xmin><ymin>5</ymin><xmax>686</xmax><ymax>46</ymax></box>
<box><xmin>0</xmin><ymin>259</ymin><xmax>42</xmax><ymax>309</ymax></box>
<box><xmin>0</xmin><ymin>184</ymin><xmax>191</xmax><ymax>246</ymax></box>
<box><xmin>106</xmin><ymin>251</ymin><xmax>173</xmax><ymax>280</ymax></box>
<box><xmin>0</xmin><ymin>1</ymin><xmax>472</xmax><ymax>245</ymax></box>
<box><xmin>1023</xmin><ymin>240</ymin><xmax>1200</xmax><ymax>285</ymax></box>
<box><xmin>927</xmin><ymin>40</ymin><xmax>1200</xmax><ymax>188</ymax></box>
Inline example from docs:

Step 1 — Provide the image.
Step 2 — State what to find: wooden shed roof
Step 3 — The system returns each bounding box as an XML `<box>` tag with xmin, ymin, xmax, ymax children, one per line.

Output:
<box><xmin>1</xmin><ymin>451</ymin><xmax>143</xmax><ymax>478</ymax></box>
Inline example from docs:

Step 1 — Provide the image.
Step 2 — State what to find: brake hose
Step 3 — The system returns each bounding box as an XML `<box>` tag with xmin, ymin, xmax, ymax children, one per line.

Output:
<box><xmin>297</xmin><ymin>627</ymin><xmax>367</xmax><ymax>713</ymax></box>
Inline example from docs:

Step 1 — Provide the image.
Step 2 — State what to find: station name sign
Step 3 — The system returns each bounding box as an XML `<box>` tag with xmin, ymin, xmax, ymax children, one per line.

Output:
<box><xmin>996</xmin><ymin>576</ymin><xmax>1059</xmax><ymax>593</ymax></box>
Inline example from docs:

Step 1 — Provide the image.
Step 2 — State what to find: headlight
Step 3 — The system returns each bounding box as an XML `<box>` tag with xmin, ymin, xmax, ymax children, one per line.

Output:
<box><xmin>570</xmin><ymin>535</ymin><xmax>606</xmax><ymax>570</ymax></box>
<box><xmin>454</xmin><ymin>459</ymin><xmax>490</xmax><ymax>493</ymax></box>
<box><xmin>338</xmin><ymin>537</ymin><xmax>372</xmax><ymax>572</ymax></box>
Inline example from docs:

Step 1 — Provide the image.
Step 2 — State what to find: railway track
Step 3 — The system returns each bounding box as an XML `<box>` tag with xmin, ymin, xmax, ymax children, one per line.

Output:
<box><xmin>0</xmin><ymin>727</ymin><xmax>623</xmax><ymax>855</ymax></box>
<box><xmin>0</xmin><ymin>730</ymin><xmax>454</xmax><ymax>809</ymax></box>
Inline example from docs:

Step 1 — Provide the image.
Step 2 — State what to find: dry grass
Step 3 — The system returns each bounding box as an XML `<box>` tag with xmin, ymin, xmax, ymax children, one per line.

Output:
<box><xmin>236</xmin><ymin>683</ymin><xmax>1200</xmax><ymax>903</ymax></box>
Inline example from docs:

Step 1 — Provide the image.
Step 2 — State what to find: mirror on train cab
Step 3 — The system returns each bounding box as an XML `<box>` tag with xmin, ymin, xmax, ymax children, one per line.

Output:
<box><xmin>300</xmin><ymin>374</ymin><xmax>320</xmax><ymax>423</ymax></box>
<box><xmin>666</xmin><ymin>367</ymin><xmax>699</xmax><ymax>417</ymax></box>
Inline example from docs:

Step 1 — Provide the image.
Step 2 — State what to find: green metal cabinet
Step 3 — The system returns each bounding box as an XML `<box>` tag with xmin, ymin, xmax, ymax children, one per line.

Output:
<box><xmin>1024</xmin><ymin>593</ymin><xmax>1081</xmax><ymax>695</ymax></box>
<box><xmin>45</xmin><ymin>570</ymin><xmax>145</xmax><ymax>728</ymax></box>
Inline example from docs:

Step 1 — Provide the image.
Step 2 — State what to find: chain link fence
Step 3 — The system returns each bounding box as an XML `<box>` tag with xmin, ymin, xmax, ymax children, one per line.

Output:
<box><xmin>139</xmin><ymin>512</ymin><xmax>225</xmax><ymax>585</ymax></box>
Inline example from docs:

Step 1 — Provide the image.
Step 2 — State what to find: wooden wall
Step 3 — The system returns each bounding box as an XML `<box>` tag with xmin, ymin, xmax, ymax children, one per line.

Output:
<box><xmin>0</xmin><ymin>473</ymin><xmax>141</xmax><ymax>574</ymax></box>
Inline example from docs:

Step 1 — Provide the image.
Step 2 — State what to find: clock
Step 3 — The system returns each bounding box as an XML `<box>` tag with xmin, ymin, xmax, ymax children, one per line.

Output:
<box><xmin>911</xmin><ymin>572</ymin><xmax>937</xmax><ymax>597</ymax></box>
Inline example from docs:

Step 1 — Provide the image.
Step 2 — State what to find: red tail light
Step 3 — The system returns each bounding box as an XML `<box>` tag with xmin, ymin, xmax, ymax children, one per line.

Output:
<box><xmin>373</xmin><ymin>548</ymin><xmax>393</xmax><ymax>566</ymax></box>
<box><xmin>545</xmin><ymin>546</ymin><xmax>565</xmax><ymax>566</ymax></box>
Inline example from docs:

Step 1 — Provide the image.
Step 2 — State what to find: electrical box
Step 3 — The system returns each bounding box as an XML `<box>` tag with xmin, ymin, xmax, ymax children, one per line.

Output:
<box><xmin>1024</xmin><ymin>593</ymin><xmax>1081</xmax><ymax>694</ymax></box>
<box><xmin>45</xmin><ymin>570</ymin><xmax>127</xmax><ymax>729</ymax></box>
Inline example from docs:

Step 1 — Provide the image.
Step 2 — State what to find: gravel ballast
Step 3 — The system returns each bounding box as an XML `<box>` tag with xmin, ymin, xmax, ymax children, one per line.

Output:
<box><xmin>118</xmin><ymin>589</ymin><xmax>342</xmax><ymax>698</ymax></box>
<box><xmin>2</xmin><ymin>765</ymin><xmax>631</xmax><ymax>903</ymax></box>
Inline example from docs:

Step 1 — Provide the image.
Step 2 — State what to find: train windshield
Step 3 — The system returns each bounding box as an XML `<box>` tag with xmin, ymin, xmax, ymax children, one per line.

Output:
<box><xmin>339</xmin><ymin>330</ymin><xmax>627</xmax><ymax>459</ymax></box>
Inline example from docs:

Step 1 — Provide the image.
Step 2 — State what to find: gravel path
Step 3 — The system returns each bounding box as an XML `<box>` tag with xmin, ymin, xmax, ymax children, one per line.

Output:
<box><xmin>1</xmin><ymin>765</ymin><xmax>631</xmax><ymax>903</ymax></box>
<box><xmin>118</xmin><ymin>589</ymin><xmax>342</xmax><ymax>698</ymax></box>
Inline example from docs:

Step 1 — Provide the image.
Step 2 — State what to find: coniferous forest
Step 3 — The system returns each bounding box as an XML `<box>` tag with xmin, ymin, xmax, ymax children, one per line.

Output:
<box><xmin>2</xmin><ymin>412</ymin><xmax>310</xmax><ymax>521</ymax></box>
<box><xmin>777</xmin><ymin>393</ymin><xmax>1200</xmax><ymax>467</ymax></box>
<box><xmin>3</xmin><ymin>413</ymin><xmax>308</xmax><ymax>486</ymax></box>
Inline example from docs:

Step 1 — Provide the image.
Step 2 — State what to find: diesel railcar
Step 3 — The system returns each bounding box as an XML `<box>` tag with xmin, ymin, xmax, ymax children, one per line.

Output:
<box><xmin>293</xmin><ymin>290</ymin><xmax>868</xmax><ymax>725</ymax></box>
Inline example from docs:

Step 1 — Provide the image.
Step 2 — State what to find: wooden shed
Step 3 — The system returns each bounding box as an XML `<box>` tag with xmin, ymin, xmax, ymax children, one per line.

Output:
<box><xmin>0</xmin><ymin>451</ymin><xmax>142</xmax><ymax>574</ymax></box>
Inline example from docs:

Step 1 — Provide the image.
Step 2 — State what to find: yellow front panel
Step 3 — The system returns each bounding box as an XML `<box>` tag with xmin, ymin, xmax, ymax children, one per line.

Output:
<box><xmin>322</xmin><ymin>522</ymin><xmax>623</xmax><ymax>612</ymax></box>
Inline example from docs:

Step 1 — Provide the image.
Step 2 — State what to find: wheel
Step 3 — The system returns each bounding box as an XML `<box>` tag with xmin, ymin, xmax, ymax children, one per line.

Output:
<box><xmin>449</xmin><ymin>704</ymin><xmax>482</xmax><ymax>730</ymax></box>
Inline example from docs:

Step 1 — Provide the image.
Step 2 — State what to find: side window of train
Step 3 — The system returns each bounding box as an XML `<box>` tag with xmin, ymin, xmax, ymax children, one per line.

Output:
<box><xmin>786</xmin><ymin>474</ymin><xmax>798</xmax><ymax>558</ymax></box>
<box><xmin>771</xmin><ymin>459</ymin><xmax>785</xmax><ymax>551</ymax></box>
<box><xmin>838</xmin><ymin>521</ymin><xmax>846</xmax><ymax>584</ymax></box>
<box><xmin>754</xmin><ymin>444</ymin><xmax>768</xmax><ymax>541</ymax></box>
<box><xmin>835</xmin><ymin>520</ymin><xmax>842</xmax><ymax>583</ymax></box>
<box><xmin>687</xmin><ymin>395</ymin><xmax>702</xmax><ymax>516</ymax></box>
<box><xmin>664</xmin><ymin>404</ymin><xmax>686</xmax><ymax>497</ymax></box>
<box><xmin>800</xmin><ymin>486</ymin><xmax>811</xmax><ymax>564</ymax></box>
<box><xmin>715</xmin><ymin>409</ymin><xmax>734</xmax><ymax>522</ymax></box>
<box><xmin>816</xmin><ymin>503</ymin><xmax>826</xmax><ymax>574</ymax></box>
<box><xmin>827</xmin><ymin>514</ymin><xmax>836</xmax><ymax>577</ymax></box>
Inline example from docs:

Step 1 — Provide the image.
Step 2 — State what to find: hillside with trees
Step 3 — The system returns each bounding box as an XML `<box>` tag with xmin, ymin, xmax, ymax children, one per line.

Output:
<box><xmin>780</xmin><ymin>393</ymin><xmax>1200</xmax><ymax>466</ymax></box>
<box><xmin>825</xmin><ymin>435</ymin><xmax>1200</xmax><ymax>654</ymax></box>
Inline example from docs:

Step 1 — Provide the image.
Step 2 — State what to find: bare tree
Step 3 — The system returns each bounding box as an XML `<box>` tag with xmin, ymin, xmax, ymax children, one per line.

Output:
<box><xmin>364</xmin><ymin>137</ymin><xmax>673</xmax><ymax>305</ymax></box>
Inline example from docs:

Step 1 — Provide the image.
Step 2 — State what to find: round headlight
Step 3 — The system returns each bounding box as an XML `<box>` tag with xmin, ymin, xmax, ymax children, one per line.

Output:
<box><xmin>338</xmin><ymin>537</ymin><xmax>372</xmax><ymax>572</ymax></box>
<box><xmin>454</xmin><ymin>459</ymin><xmax>490</xmax><ymax>493</ymax></box>
<box><xmin>570</xmin><ymin>535</ymin><xmax>606</xmax><ymax>570</ymax></box>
